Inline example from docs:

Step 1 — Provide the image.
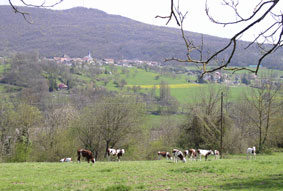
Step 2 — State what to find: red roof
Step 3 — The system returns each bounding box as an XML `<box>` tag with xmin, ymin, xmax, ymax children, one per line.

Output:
<box><xmin>58</xmin><ymin>83</ymin><xmax>68</xmax><ymax>89</ymax></box>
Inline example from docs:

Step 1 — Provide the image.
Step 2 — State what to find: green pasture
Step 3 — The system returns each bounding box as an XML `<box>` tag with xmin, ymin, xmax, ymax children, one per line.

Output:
<box><xmin>0</xmin><ymin>84</ymin><xmax>5</xmax><ymax>92</ymax></box>
<box><xmin>99</xmin><ymin>67</ymin><xmax>255</xmax><ymax>104</ymax></box>
<box><xmin>1</xmin><ymin>153</ymin><xmax>283</xmax><ymax>191</ymax></box>
<box><xmin>0</xmin><ymin>64</ymin><xmax>10</xmax><ymax>75</ymax></box>
<box><xmin>54</xmin><ymin>65</ymin><xmax>279</xmax><ymax>105</ymax></box>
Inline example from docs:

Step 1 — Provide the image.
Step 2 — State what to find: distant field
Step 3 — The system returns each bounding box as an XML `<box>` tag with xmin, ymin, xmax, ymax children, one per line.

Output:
<box><xmin>1</xmin><ymin>153</ymin><xmax>283</xmax><ymax>191</ymax></box>
<box><xmin>102</xmin><ymin>67</ymin><xmax>254</xmax><ymax>104</ymax></box>
<box><xmin>126</xmin><ymin>83</ymin><xmax>201</xmax><ymax>89</ymax></box>
<box><xmin>0</xmin><ymin>64</ymin><xmax>9</xmax><ymax>75</ymax></box>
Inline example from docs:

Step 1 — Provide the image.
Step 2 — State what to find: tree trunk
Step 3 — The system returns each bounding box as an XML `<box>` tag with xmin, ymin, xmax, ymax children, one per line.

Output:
<box><xmin>104</xmin><ymin>140</ymin><xmax>110</xmax><ymax>158</ymax></box>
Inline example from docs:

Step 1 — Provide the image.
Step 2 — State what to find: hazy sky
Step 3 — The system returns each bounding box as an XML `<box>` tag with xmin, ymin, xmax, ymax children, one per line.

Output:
<box><xmin>1</xmin><ymin>0</ymin><xmax>282</xmax><ymax>41</ymax></box>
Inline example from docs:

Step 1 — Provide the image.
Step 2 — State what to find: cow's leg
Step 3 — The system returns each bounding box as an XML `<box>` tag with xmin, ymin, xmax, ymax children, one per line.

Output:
<box><xmin>77</xmin><ymin>153</ymin><xmax>81</xmax><ymax>163</ymax></box>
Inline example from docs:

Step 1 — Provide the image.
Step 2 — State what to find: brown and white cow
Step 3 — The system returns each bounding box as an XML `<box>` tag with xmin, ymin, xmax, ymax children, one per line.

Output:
<box><xmin>172</xmin><ymin>149</ymin><xmax>186</xmax><ymax>163</ymax></box>
<box><xmin>247</xmin><ymin>146</ymin><xmax>256</xmax><ymax>160</ymax></box>
<box><xmin>172</xmin><ymin>149</ymin><xmax>179</xmax><ymax>162</ymax></box>
<box><xmin>214</xmin><ymin>150</ymin><xmax>220</xmax><ymax>159</ymax></box>
<box><xmin>107</xmin><ymin>148</ymin><xmax>125</xmax><ymax>162</ymax></box>
<box><xmin>197</xmin><ymin>149</ymin><xmax>213</xmax><ymax>161</ymax></box>
<box><xmin>77</xmin><ymin>149</ymin><xmax>95</xmax><ymax>163</ymax></box>
<box><xmin>183</xmin><ymin>150</ymin><xmax>189</xmax><ymax>157</ymax></box>
<box><xmin>157</xmin><ymin>151</ymin><xmax>172</xmax><ymax>160</ymax></box>
<box><xmin>188</xmin><ymin>149</ymin><xmax>197</xmax><ymax>161</ymax></box>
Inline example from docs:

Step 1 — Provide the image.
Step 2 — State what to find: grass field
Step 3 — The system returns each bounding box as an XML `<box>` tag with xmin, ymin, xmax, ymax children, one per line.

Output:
<box><xmin>97</xmin><ymin>67</ymin><xmax>256</xmax><ymax>104</ymax></box>
<box><xmin>1</xmin><ymin>153</ymin><xmax>283</xmax><ymax>191</ymax></box>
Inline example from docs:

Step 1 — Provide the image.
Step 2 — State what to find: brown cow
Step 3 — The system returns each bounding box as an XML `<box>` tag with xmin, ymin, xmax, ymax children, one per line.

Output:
<box><xmin>77</xmin><ymin>149</ymin><xmax>95</xmax><ymax>163</ymax></box>
<box><xmin>188</xmin><ymin>149</ymin><xmax>197</xmax><ymax>160</ymax></box>
<box><xmin>157</xmin><ymin>151</ymin><xmax>172</xmax><ymax>160</ymax></box>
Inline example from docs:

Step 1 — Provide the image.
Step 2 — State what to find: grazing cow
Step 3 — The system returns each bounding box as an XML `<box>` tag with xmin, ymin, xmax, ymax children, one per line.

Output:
<box><xmin>188</xmin><ymin>149</ymin><xmax>197</xmax><ymax>161</ymax></box>
<box><xmin>107</xmin><ymin>148</ymin><xmax>125</xmax><ymax>162</ymax></box>
<box><xmin>197</xmin><ymin>149</ymin><xmax>214</xmax><ymax>161</ymax></box>
<box><xmin>157</xmin><ymin>151</ymin><xmax>172</xmax><ymax>160</ymax></box>
<box><xmin>172</xmin><ymin>149</ymin><xmax>186</xmax><ymax>163</ymax></box>
<box><xmin>247</xmin><ymin>146</ymin><xmax>256</xmax><ymax>160</ymax></box>
<box><xmin>183</xmin><ymin>150</ymin><xmax>189</xmax><ymax>158</ymax></box>
<box><xmin>77</xmin><ymin>149</ymin><xmax>95</xmax><ymax>163</ymax></box>
<box><xmin>107</xmin><ymin>148</ymin><xmax>117</xmax><ymax>158</ymax></box>
<box><xmin>172</xmin><ymin>149</ymin><xmax>179</xmax><ymax>162</ymax></box>
<box><xmin>214</xmin><ymin>150</ymin><xmax>220</xmax><ymax>159</ymax></box>
<box><xmin>60</xmin><ymin>158</ymin><xmax>72</xmax><ymax>162</ymax></box>
<box><xmin>116</xmin><ymin>149</ymin><xmax>125</xmax><ymax>162</ymax></box>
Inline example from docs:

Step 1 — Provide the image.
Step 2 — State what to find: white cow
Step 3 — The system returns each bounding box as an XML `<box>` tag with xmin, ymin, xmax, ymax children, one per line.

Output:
<box><xmin>247</xmin><ymin>146</ymin><xmax>256</xmax><ymax>160</ymax></box>
<box><xmin>172</xmin><ymin>149</ymin><xmax>186</xmax><ymax>163</ymax></box>
<box><xmin>60</xmin><ymin>158</ymin><xmax>72</xmax><ymax>162</ymax></box>
<box><xmin>197</xmin><ymin>149</ymin><xmax>214</xmax><ymax>161</ymax></box>
<box><xmin>214</xmin><ymin>150</ymin><xmax>220</xmax><ymax>159</ymax></box>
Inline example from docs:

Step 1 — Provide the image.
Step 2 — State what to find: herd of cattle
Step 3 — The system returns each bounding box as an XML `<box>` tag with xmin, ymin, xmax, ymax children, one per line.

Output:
<box><xmin>59</xmin><ymin>146</ymin><xmax>256</xmax><ymax>163</ymax></box>
<box><xmin>158</xmin><ymin>149</ymin><xmax>220</xmax><ymax>163</ymax></box>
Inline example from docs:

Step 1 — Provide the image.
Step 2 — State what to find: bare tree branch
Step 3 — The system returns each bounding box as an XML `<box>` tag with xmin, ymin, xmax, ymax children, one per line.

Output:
<box><xmin>8</xmin><ymin>0</ymin><xmax>64</xmax><ymax>23</ymax></box>
<box><xmin>205</xmin><ymin>0</ymin><xmax>277</xmax><ymax>25</ymax></box>
<box><xmin>158</xmin><ymin>0</ymin><xmax>282</xmax><ymax>76</ymax></box>
<box><xmin>155</xmin><ymin>0</ymin><xmax>180</xmax><ymax>26</ymax></box>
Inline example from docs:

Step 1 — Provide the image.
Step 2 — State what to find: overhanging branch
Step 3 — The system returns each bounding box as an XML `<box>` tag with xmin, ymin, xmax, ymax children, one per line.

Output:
<box><xmin>157</xmin><ymin>0</ymin><xmax>282</xmax><ymax>76</ymax></box>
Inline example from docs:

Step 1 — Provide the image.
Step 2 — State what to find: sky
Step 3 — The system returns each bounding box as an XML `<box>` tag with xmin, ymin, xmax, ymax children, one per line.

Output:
<box><xmin>1</xmin><ymin>0</ymin><xmax>282</xmax><ymax>41</ymax></box>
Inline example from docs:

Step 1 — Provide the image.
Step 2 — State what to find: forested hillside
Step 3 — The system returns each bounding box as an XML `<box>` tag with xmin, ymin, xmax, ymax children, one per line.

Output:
<box><xmin>0</xmin><ymin>6</ymin><xmax>282</xmax><ymax>69</ymax></box>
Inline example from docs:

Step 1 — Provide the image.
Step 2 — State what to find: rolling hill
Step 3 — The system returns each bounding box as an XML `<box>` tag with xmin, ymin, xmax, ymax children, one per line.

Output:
<box><xmin>0</xmin><ymin>5</ymin><xmax>282</xmax><ymax>69</ymax></box>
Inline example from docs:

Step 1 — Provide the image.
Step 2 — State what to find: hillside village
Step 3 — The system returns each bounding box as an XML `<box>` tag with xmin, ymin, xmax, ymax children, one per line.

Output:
<box><xmin>41</xmin><ymin>53</ymin><xmax>274</xmax><ymax>89</ymax></box>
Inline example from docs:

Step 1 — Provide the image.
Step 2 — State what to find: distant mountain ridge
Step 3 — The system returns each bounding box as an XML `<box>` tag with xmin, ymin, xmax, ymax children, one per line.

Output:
<box><xmin>0</xmin><ymin>6</ymin><xmax>282</xmax><ymax>69</ymax></box>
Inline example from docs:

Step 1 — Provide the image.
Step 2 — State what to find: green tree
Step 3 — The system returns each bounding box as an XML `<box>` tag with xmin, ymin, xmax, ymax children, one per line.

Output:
<box><xmin>241</xmin><ymin>74</ymin><xmax>250</xmax><ymax>85</ymax></box>
<box><xmin>13</xmin><ymin>103</ymin><xmax>42</xmax><ymax>162</ymax></box>
<box><xmin>95</xmin><ymin>95</ymin><xmax>145</xmax><ymax>158</ymax></box>
<box><xmin>0</xmin><ymin>97</ymin><xmax>16</xmax><ymax>159</ymax></box>
<box><xmin>35</xmin><ymin>105</ymin><xmax>78</xmax><ymax>161</ymax></box>
<box><xmin>48</xmin><ymin>75</ymin><xmax>57</xmax><ymax>92</ymax></box>
<box><xmin>159</xmin><ymin>81</ymin><xmax>170</xmax><ymax>102</ymax></box>
<box><xmin>179</xmin><ymin>86</ymin><xmax>229</xmax><ymax>150</ymax></box>
<box><xmin>243</xmin><ymin>79</ymin><xmax>282</xmax><ymax>152</ymax></box>
<box><xmin>72</xmin><ymin>106</ymin><xmax>103</xmax><ymax>159</ymax></box>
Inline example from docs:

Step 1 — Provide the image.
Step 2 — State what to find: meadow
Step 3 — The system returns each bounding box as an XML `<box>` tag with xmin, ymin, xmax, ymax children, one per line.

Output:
<box><xmin>1</xmin><ymin>153</ymin><xmax>283</xmax><ymax>191</ymax></box>
<box><xmin>96</xmin><ymin>66</ymin><xmax>255</xmax><ymax>104</ymax></box>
